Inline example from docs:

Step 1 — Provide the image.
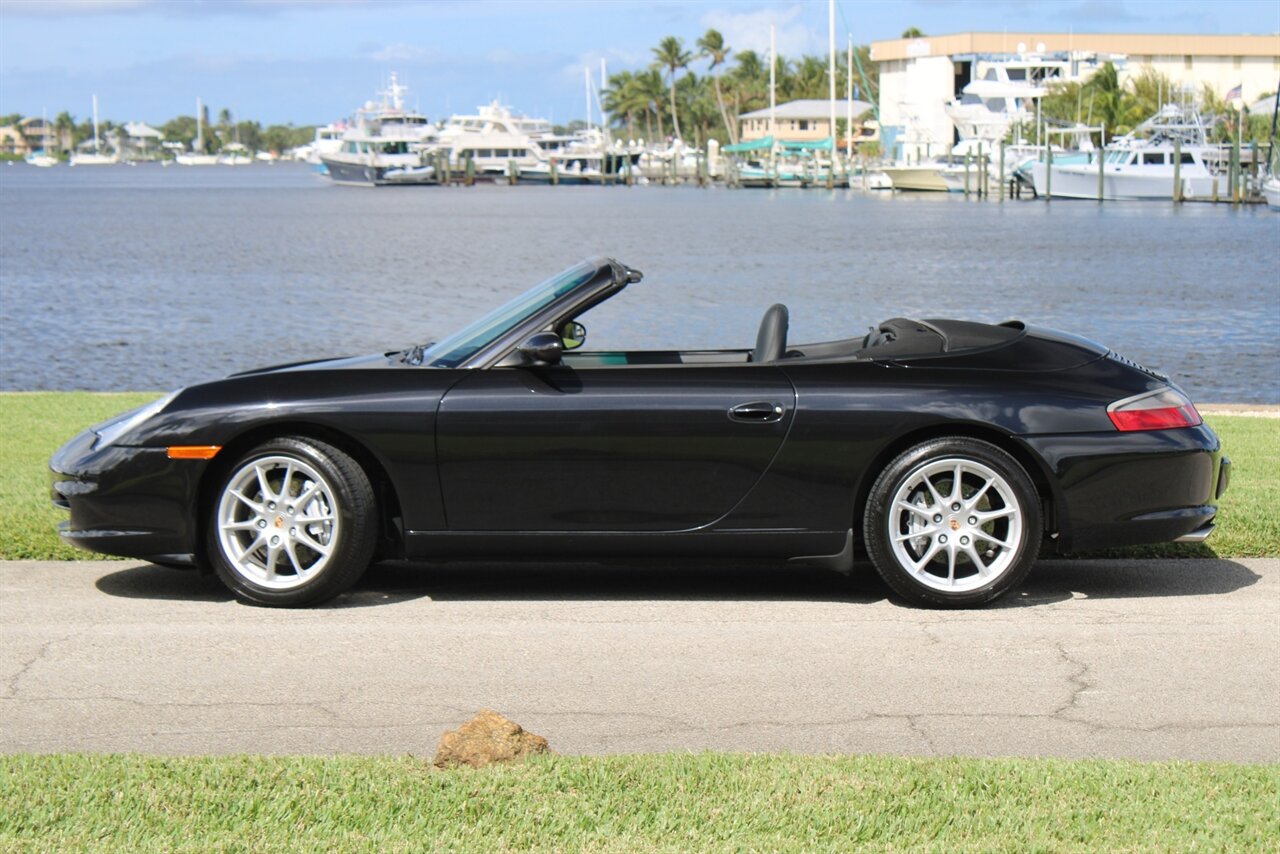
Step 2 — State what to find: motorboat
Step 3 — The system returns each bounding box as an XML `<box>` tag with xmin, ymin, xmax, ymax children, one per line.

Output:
<box><xmin>25</xmin><ymin>152</ymin><xmax>57</xmax><ymax>167</ymax></box>
<box><xmin>1030</xmin><ymin>104</ymin><xmax>1225</xmax><ymax>200</ymax></box>
<box><xmin>944</xmin><ymin>57</ymin><xmax>1054</xmax><ymax>148</ymax></box>
<box><xmin>218</xmin><ymin>142</ymin><xmax>252</xmax><ymax>166</ymax></box>
<box><xmin>883</xmin><ymin>140</ymin><xmax>996</xmax><ymax>193</ymax></box>
<box><xmin>321</xmin><ymin>73</ymin><xmax>439</xmax><ymax>186</ymax></box>
<box><xmin>429</xmin><ymin>101</ymin><xmax>549</xmax><ymax>179</ymax></box>
<box><xmin>1264</xmin><ymin>174</ymin><xmax>1280</xmax><ymax>211</ymax></box>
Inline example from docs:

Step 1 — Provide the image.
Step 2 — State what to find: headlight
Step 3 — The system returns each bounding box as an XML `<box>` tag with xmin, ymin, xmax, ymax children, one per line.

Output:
<box><xmin>92</xmin><ymin>391</ymin><xmax>180</xmax><ymax>449</ymax></box>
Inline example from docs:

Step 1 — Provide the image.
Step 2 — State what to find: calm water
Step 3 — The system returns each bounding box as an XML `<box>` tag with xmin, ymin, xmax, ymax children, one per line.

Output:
<box><xmin>1</xmin><ymin>162</ymin><xmax>1278</xmax><ymax>402</ymax></box>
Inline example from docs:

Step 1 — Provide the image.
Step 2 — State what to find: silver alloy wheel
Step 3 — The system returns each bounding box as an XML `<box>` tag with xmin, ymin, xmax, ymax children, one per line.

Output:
<box><xmin>215</xmin><ymin>454</ymin><xmax>340</xmax><ymax>590</ymax></box>
<box><xmin>887</xmin><ymin>457</ymin><xmax>1023</xmax><ymax>593</ymax></box>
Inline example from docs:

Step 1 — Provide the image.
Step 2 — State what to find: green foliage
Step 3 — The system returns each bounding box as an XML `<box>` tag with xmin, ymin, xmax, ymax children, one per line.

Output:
<box><xmin>0</xmin><ymin>392</ymin><xmax>158</xmax><ymax>560</ymax></box>
<box><xmin>902</xmin><ymin>26</ymin><xmax>926</xmax><ymax>38</ymax></box>
<box><xmin>2</xmin><ymin>753</ymin><xmax>1275</xmax><ymax>851</ymax></box>
<box><xmin>608</xmin><ymin>33</ymin><xmax>878</xmax><ymax>146</ymax></box>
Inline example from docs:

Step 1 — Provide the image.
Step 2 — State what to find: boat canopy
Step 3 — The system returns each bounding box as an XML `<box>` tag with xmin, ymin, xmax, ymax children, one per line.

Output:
<box><xmin>723</xmin><ymin>136</ymin><xmax>774</xmax><ymax>153</ymax></box>
<box><xmin>778</xmin><ymin>137</ymin><xmax>834</xmax><ymax>151</ymax></box>
<box><xmin>724</xmin><ymin>135</ymin><xmax>835</xmax><ymax>154</ymax></box>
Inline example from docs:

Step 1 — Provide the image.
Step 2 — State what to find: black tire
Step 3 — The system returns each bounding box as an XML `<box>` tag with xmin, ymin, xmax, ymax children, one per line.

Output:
<box><xmin>205</xmin><ymin>436</ymin><xmax>377</xmax><ymax>607</ymax></box>
<box><xmin>863</xmin><ymin>437</ymin><xmax>1041</xmax><ymax>608</ymax></box>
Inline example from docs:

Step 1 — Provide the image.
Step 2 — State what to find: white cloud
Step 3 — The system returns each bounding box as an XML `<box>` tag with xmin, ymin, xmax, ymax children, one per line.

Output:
<box><xmin>701</xmin><ymin>4</ymin><xmax>823</xmax><ymax>59</ymax></box>
<box><xmin>557</xmin><ymin>47</ymin><xmax>648</xmax><ymax>83</ymax></box>
<box><xmin>371</xmin><ymin>42</ymin><xmax>432</xmax><ymax>63</ymax></box>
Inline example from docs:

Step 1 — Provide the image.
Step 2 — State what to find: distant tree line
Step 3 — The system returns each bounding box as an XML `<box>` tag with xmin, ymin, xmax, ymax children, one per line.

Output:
<box><xmin>601</xmin><ymin>28</ymin><xmax>881</xmax><ymax>148</ymax></box>
<box><xmin>1033</xmin><ymin>62</ymin><xmax>1276</xmax><ymax>148</ymax></box>
<box><xmin>0</xmin><ymin>107</ymin><xmax>316</xmax><ymax>156</ymax></box>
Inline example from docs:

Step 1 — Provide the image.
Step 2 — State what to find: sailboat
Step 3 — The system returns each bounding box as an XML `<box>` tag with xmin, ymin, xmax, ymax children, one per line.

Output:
<box><xmin>25</xmin><ymin>108</ymin><xmax>58</xmax><ymax>167</ymax></box>
<box><xmin>69</xmin><ymin>95</ymin><xmax>119</xmax><ymax>165</ymax></box>
<box><xmin>175</xmin><ymin>97</ymin><xmax>219</xmax><ymax>165</ymax></box>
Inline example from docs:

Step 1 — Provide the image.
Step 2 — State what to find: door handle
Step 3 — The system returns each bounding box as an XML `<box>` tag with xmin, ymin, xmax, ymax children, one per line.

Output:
<box><xmin>729</xmin><ymin>401</ymin><xmax>785</xmax><ymax>423</ymax></box>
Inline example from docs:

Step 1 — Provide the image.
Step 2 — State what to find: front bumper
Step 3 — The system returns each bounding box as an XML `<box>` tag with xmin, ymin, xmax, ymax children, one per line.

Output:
<box><xmin>50</xmin><ymin>428</ymin><xmax>207</xmax><ymax>561</ymax></box>
<box><xmin>1022</xmin><ymin>424</ymin><xmax>1227</xmax><ymax>552</ymax></box>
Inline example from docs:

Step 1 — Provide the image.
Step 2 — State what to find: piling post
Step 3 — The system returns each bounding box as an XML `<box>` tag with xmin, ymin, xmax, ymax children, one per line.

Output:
<box><xmin>977</xmin><ymin>143</ymin><xmax>985</xmax><ymax>198</ymax></box>
<box><xmin>551</xmin><ymin>158</ymin><xmax>559</xmax><ymax>186</ymax></box>
<box><xmin>508</xmin><ymin>159</ymin><xmax>517</xmax><ymax>186</ymax></box>
<box><xmin>1231</xmin><ymin>135</ymin><xmax>1241</xmax><ymax>204</ymax></box>
<box><xmin>1045</xmin><ymin>145</ymin><xmax>1053</xmax><ymax>200</ymax></box>
<box><xmin>963</xmin><ymin>150</ymin><xmax>971</xmax><ymax>197</ymax></box>
<box><xmin>1097</xmin><ymin>147</ymin><xmax>1105</xmax><ymax>202</ymax></box>
<box><xmin>998</xmin><ymin>143</ymin><xmax>1005</xmax><ymax>201</ymax></box>
<box><xmin>1173</xmin><ymin>138</ymin><xmax>1182</xmax><ymax>203</ymax></box>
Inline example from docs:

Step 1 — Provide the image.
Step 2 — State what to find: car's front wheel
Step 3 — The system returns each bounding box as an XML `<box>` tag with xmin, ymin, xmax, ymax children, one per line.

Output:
<box><xmin>206</xmin><ymin>437</ymin><xmax>377</xmax><ymax>607</ymax></box>
<box><xmin>863</xmin><ymin>437</ymin><xmax>1042</xmax><ymax>608</ymax></box>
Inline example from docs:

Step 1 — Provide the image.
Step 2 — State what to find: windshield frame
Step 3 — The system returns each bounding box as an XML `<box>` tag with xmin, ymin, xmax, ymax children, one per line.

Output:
<box><xmin>420</xmin><ymin>258</ymin><xmax>618</xmax><ymax>369</ymax></box>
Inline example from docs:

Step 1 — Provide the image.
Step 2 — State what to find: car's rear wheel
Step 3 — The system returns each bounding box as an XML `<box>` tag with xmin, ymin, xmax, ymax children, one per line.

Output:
<box><xmin>863</xmin><ymin>437</ymin><xmax>1041</xmax><ymax>608</ymax></box>
<box><xmin>207</xmin><ymin>437</ymin><xmax>376</xmax><ymax>607</ymax></box>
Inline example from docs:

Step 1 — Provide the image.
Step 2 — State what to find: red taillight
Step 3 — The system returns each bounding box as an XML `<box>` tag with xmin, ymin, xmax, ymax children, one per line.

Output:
<box><xmin>1107</xmin><ymin>388</ymin><xmax>1202</xmax><ymax>432</ymax></box>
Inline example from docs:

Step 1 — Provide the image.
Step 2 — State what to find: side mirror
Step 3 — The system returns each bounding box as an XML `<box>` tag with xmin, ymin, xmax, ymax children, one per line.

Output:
<box><xmin>558</xmin><ymin>320</ymin><xmax>587</xmax><ymax>351</ymax></box>
<box><xmin>517</xmin><ymin>331</ymin><xmax>564</xmax><ymax>365</ymax></box>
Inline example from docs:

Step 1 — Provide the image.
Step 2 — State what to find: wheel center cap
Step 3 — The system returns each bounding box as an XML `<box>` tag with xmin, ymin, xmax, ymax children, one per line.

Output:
<box><xmin>274</xmin><ymin>516</ymin><xmax>285</xmax><ymax>529</ymax></box>
<box><xmin>948</xmin><ymin>518</ymin><xmax>961</xmax><ymax>531</ymax></box>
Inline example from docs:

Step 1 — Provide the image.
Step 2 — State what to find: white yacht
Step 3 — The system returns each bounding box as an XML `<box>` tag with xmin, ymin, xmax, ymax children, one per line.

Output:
<box><xmin>944</xmin><ymin>56</ymin><xmax>1056</xmax><ymax>147</ymax></box>
<box><xmin>1031</xmin><ymin>104</ymin><xmax>1225</xmax><ymax>200</ymax></box>
<box><xmin>430</xmin><ymin>101</ymin><xmax>548</xmax><ymax>178</ymax></box>
<box><xmin>320</xmin><ymin>73</ymin><xmax>438</xmax><ymax>186</ymax></box>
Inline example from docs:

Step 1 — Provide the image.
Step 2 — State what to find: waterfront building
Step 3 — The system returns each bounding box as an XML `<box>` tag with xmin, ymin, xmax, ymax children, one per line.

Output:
<box><xmin>738</xmin><ymin>98</ymin><xmax>877</xmax><ymax>148</ymax></box>
<box><xmin>871</xmin><ymin>32</ymin><xmax>1280</xmax><ymax>161</ymax></box>
<box><xmin>121</xmin><ymin>122</ymin><xmax>164</xmax><ymax>159</ymax></box>
<box><xmin>0</xmin><ymin>125</ymin><xmax>29</xmax><ymax>156</ymax></box>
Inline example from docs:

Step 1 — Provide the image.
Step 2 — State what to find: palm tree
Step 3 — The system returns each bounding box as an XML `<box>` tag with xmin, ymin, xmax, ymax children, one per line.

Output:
<box><xmin>901</xmin><ymin>27</ymin><xmax>925</xmax><ymax>39</ymax></box>
<box><xmin>697</xmin><ymin>29</ymin><xmax>737</xmax><ymax>145</ymax></box>
<box><xmin>635</xmin><ymin>68</ymin><xmax>667</xmax><ymax>141</ymax></box>
<box><xmin>1085</xmin><ymin>61</ymin><xmax>1142</xmax><ymax>137</ymax></box>
<box><xmin>54</xmin><ymin>111</ymin><xmax>75</xmax><ymax>155</ymax></box>
<box><xmin>652</xmin><ymin>35</ymin><xmax>692</xmax><ymax>140</ymax></box>
<box><xmin>604</xmin><ymin>71</ymin><xmax>651</xmax><ymax>141</ymax></box>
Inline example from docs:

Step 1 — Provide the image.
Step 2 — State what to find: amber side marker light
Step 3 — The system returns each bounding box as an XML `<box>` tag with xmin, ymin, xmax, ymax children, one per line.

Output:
<box><xmin>167</xmin><ymin>446</ymin><xmax>222</xmax><ymax>460</ymax></box>
<box><xmin>1107</xmin><ymin>388</ymin><xmax>1202</xmax><ymax>432</ymax></box>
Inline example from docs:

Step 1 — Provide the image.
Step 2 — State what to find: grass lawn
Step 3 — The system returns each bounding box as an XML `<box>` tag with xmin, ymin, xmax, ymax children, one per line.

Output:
<box><xmin>1</xmin><ymin>391</ymin><xmax>1275</xmax><ymax>560</ymax></box>
<box><xmin>1</xmin><ymin>753</ymin><xmax>1276</xmax><ymax>852</ymax></box>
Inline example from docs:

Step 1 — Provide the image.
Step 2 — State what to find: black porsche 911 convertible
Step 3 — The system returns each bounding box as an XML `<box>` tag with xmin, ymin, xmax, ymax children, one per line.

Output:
<box><xmin>51</xmin><ymin>257</ymin><xmax>1228</xmax><ymax>608</ymax></box>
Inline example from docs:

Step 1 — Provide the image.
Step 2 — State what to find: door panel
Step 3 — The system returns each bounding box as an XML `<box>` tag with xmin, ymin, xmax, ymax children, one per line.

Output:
<box><xmin>436</xmin><ymin>364</ymin><xmax>796</xmax><ymax>531</ymax></box>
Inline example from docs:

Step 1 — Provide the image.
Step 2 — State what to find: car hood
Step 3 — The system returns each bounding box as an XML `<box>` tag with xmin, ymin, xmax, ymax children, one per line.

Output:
<box><xmin>227</xmin><ymin>351</ymin><xmax>410</xmax><ymax>378</ymax></box>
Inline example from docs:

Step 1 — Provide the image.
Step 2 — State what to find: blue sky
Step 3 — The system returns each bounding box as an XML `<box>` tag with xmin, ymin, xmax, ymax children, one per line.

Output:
<box><xmin>1</xmin><ymin>0</ymin><xmax>1277</xmax><ymax>126</ymax></box>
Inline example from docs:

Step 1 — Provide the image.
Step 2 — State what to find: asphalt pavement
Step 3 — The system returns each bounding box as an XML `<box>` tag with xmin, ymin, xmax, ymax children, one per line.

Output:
<box><xmin>2</xmin><ymin>557</ymin><xmax>1276</xmax><ymax>762</ymax></box>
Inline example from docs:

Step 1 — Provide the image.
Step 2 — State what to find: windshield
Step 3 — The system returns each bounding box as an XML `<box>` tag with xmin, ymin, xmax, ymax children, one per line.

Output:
<box><xmin>420</xmin><ymin>260</ymin><xmax>603</xmax><ymax>368</ymax></box>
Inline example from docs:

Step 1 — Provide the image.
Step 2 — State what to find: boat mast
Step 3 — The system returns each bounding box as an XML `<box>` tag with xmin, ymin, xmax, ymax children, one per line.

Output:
<box><xmin>769</xmin><ymin>24</ymin><xmax>776</xmax><ymax>140</ymax></box>
<box><xmin>91</xmin><ymin>94</ymin><xmax>100</xmax><ymax>154</ymax></box>
<box><xmin>584</xmin><ymin>66</ymin><xmax>593</xmax><ymax>132</ymax></box>
<box><xmin>195</xmin><ymin>97</ymin><xmax>204</xmax><ymax>153</ymax></box>
<box><xmin>846</xmin><ymin>35</ymin><xmax>853</xmax><ymax>159</ymax></box>
<box><xmin>828</xmin><ymin>0</ymin><xmax>836</xmax><ymax>161</ymax></box>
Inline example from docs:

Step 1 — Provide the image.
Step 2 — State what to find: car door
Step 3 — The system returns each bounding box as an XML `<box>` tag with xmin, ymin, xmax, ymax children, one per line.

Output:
<box><xmin>435</xmin><ymin>363</ymin><xmax>796</xmax><ymax>531</ymax></box>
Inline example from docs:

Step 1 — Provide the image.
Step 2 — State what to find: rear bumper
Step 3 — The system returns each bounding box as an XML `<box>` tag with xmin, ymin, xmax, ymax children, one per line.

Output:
<box><xmin>1023</xmin><ymin>424</ymin><xmax>1226</xmax><ymax>552</ymax></box>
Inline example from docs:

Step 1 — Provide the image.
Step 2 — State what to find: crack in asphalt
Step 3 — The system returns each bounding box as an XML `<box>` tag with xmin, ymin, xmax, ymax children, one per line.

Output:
<box><xmin>1052</xmin><ymin>643</ymin><xmax>1093</xmax><ymax>717</ymax></box>
<box><xmin>3</xmin><ymin>634</ymin><xmax>72</xmax><ymax>699</ymax></box>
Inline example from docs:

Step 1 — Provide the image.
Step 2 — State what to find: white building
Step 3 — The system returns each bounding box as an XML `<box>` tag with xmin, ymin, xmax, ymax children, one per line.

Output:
<box><xmin>871</xmin><ymin>32</ymin><xmax>1280</xmax><ymax>161</ymax></box>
